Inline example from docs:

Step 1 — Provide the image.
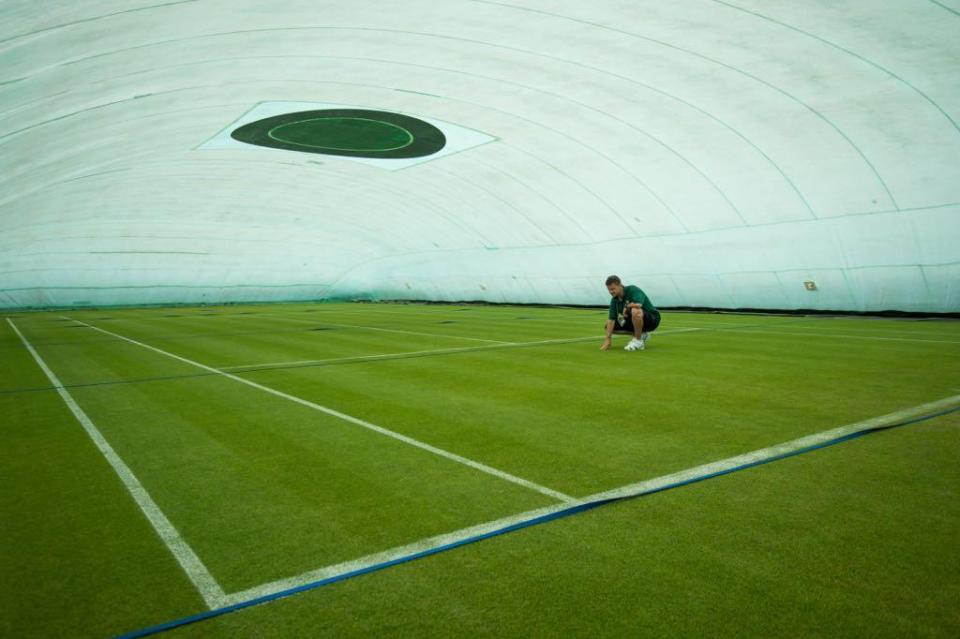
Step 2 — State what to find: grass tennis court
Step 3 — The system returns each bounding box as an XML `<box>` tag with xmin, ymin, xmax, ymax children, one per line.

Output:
<box><xmin>3</xmin><ymin>302</ymin><xmax>959</xmax><ymax>637</ymax></box>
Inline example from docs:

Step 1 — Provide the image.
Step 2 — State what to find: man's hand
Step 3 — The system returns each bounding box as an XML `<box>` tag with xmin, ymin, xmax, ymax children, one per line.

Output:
<box><xmin>600</xmin><ymin>337</ymin><xmax>611</xmax><ymax>351</ymax></box>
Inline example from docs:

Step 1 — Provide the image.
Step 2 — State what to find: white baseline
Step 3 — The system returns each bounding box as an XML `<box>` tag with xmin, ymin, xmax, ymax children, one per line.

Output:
<box><xmin>226</xmin><ymin>392</ymin><xmax>960</xmax><ymax>605</ymax></box>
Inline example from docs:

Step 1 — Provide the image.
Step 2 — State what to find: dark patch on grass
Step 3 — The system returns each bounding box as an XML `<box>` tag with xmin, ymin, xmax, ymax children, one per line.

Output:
<box><xmin>438</xmin><ymin>320</ymin><xmax>457</xmax><ymax>324</ymax></box>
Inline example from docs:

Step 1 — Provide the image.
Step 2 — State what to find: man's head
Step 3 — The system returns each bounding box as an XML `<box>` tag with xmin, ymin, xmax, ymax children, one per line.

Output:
<box><xmin>605</xmin><ymin>275</ymin><xmax>623</xmax><ymax>298</ymax></box>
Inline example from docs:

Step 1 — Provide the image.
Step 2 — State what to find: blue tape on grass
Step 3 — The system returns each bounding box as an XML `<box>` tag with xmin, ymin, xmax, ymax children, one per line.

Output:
<box><xmin>117</xmin><ymin>404</ymin><xmax>960</xmax><ymax>639</ymax></box>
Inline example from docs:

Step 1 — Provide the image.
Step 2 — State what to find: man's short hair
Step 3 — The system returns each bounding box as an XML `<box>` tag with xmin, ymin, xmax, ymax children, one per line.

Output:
<box><xmin>605</xmin><ymin>275</ymin><xmax>621</xmax><ymax>286</ymax></box>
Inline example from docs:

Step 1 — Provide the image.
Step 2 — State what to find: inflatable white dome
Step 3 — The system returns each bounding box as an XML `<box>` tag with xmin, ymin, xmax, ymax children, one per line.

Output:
<box><xmin>2</xmin><ymin>1</ymin><xmax>958</xmax><ymax>312</ymax></box>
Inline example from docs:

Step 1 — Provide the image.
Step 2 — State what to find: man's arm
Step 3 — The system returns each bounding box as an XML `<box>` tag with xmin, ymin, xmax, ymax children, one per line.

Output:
<box><xmin>624</xmin><ymin>288</ymin><xmax>647</xmax><ymax>311</ymax></box>
<box><xmin>601</xmin><ymin>319</ymin><xmax>615</xmax><ymax>350</ymax></box>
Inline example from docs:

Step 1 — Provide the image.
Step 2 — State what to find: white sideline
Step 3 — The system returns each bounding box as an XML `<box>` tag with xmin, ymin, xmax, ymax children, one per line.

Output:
<box><xmin>7</xmin><ymin>319</ymin><xmax>228</xmax><ymax>610</ymax></box>
<box><xmin>61</xmin><ymin>317</ymin><xmax>579</xmax><ymax>505</ymax></box>
<box><xmin>225</xmin><ymin>392</ymin><xmax>960</xmax><ymax>605</ymax></box>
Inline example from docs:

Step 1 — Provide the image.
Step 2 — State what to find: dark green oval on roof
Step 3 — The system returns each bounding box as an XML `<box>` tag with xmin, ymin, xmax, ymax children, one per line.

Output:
<box><xmin>231</xmin><ymin>109</ymin><xmax>446</xmax><ymax>158</ymax></box>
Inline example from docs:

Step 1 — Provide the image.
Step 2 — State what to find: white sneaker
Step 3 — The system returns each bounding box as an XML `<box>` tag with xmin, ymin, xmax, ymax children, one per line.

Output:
<box><xmin>624</xmin><ymin>338</ymin><xmax>644</xmax><ymax>351</ymax></box>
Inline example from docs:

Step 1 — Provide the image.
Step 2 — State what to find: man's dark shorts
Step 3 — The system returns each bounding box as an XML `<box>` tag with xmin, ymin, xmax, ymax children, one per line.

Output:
<box><xmin>612</xmin><ymin>309</ymin><xmax>661</xmax><ymax>334</ymax></box>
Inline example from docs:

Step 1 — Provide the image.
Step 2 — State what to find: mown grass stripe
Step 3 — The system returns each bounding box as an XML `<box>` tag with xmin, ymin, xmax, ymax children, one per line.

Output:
<box><xmin>0</xmin><ymin>327</ymin><xmax>714</xmax><ymax>395</ymax></box>
<box><xmin>61</xmin><ymin>316</ymin><xmax>578</xmax><ymax>505</ymax></box>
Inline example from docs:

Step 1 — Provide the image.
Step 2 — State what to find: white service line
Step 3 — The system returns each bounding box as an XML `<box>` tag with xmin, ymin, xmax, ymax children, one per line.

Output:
<box><xmin>226</xmin><ymin>392</ymin><xmax>960</xmax><ymax>604</ymax></box>
<box><xmin>220</xmin><ymin>335</ymin><xmax>602</xmax><ymax>371</ymax></box>
<box><xmin>218</xmin><ymin>327</ymin><xmax>705</xmax><ymax>372</ymax></box>
<box><xmin>61</xmin><ymin>317</ymin><xmax>578</xmax><ymax>505</ymax></box>
<box><xmin>219</xmin><ymin>344</ymin><xmax>556</xmax><ymax>372</ymax></box>
<box><xmin>265</xmin><ymin>307</ymin><xmax>591</xmax><ymax>323</ymax></box>
<box><xmin>7</xmin><ymin>319</ymin><xmax>228</xmax><ymax>610</ymax></box>
<box><xmin>325</xmin><ymin>322</ymin><xmax>514</xmax><ymax>344</ymax></box>
<box><xmin>261</xmin><ymin>313</ymin><xmax>514</xmax><ymax>345</ymax></box>
<box><xmin>293</xmin><ymin>307</ymin><xmax>606</xmax><ymax>325</ymax></box>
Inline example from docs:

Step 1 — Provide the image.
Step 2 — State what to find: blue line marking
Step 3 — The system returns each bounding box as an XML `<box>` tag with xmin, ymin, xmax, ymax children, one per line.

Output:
<box><xmin>117</xmin><ymin>405</ymin><xmax>960</xmax><ymax>638</ymax></box>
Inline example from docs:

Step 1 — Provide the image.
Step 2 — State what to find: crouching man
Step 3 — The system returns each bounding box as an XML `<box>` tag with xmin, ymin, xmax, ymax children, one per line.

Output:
<box><xmin>600</xmin><ymin>275</ymin><xmax>661</xmax><ymax>352</ymax></box>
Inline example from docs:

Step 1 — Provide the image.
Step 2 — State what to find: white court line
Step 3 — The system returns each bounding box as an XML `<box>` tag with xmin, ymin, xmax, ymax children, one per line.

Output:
<box><xmin>218</xmin><ymin>328</ymin><xmax>705</xmax><ymax>372</ymax></box>
<box><xmin>593</xmin><ymin>393</ymin><xmax>960</xmax><ymax>500</ymax></box>
<box><xmin>288</xmin><ymin>308</ymin><xmax>605</xmax><ymax>325</ymax></box>
<box><xmin>124</xmin><ymin>312</ymin><xmax>516</xmax><ymax>345</ymax></box>
<box><xmin>219</xmin><ymin>335</ymin><xmax>604</xmax><ymax>371</ymax></box>
<box><xmin>263</xmin><ymin>307</ymin><xmax>587</xmax><ymax>320</ymax></box>
<box><xmin>226</xmin><ymin>392</ymin><xmax>960</xmax><ymax>604</ymax></box>
<box><xmin>323</xmin><ymin>321</ymin><xmax>514</xmax><ymax>344</ymax></box>
<box><xmin>61</xmin><ymin>317</ymin><xmax>578</xmax><ymax>505</ymax></box>
<box><xmin>219</xmin><ymin>341</ymin><xmax>585</xmax><ymax>372</ymax></box>
<box><xmin>258</xmin><ymin>308</ymin><xmax>768</xmax><ymax>331</ymax></box>
<box><xmin>721</xmin><ymin>328</ymin><xmax>960</xmax><ymax>345</ymax></box>
<box><xmin>257</xmin><ymin>313</ymin><xmax>514</xmax><ymax>345</ymax></box>
<box><xmin>7</xmin><ymin>319</ymin><xmax>228</xmax><ymax>609</ymax></box>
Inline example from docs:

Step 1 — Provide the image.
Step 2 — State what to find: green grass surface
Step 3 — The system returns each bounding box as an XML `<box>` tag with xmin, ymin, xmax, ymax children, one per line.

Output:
<box><xmin>2</xmin><ymin>302</ymin><xmax>958</xmax><ymax>637</ymax></box>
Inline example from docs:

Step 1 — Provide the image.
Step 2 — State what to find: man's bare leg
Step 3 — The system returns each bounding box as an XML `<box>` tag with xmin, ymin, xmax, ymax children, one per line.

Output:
<box><xmin>630</xmin><ymin>307</ymin><xmax>644</xmax><ymax>340</ymax></box>
<box><xmin>622</xmin><ymin>307</ymin><xmax>646</xmax><ymax>351</ymax></box>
